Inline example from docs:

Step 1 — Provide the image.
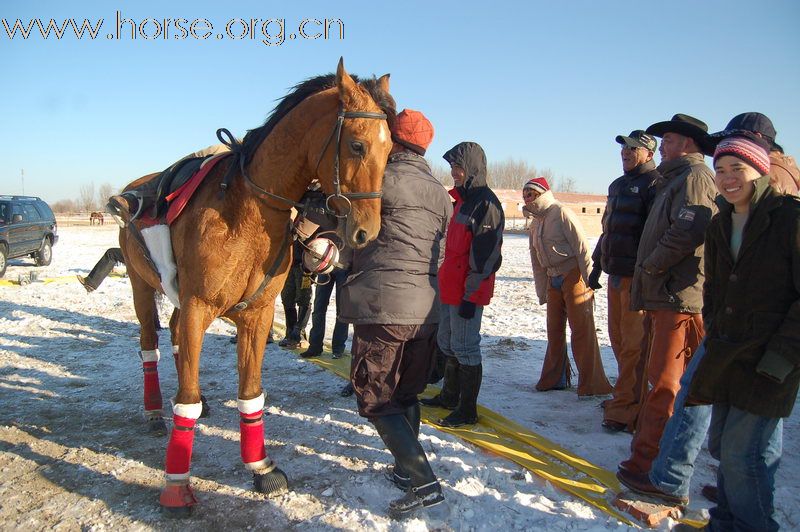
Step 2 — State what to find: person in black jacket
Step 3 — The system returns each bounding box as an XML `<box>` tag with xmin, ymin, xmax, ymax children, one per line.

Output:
<box><xmin>590</xmin><ymin>130</ymin><xmax>659</xmax><ymax>433</ymax></box>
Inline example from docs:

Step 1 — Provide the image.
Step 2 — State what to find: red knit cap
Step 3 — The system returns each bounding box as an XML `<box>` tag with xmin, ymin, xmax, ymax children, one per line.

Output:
<box><xmin>523</xmin><ymin>177</ymin><xmax>550</xmax><ymax>194</ymax></box>
<box><xmin>713</xmin><ymin>136</ymin><xmax>771</xmax><ymax>176</ymax></box>
<box><xmin>391</xmin><ymin>109</ymin><xmax>434</xmax><ymax>155</ymax></box>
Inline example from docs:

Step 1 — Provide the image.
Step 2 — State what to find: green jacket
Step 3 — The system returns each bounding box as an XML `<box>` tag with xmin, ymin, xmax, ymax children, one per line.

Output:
<box><xmin>631</xmin><ymin>153</ymin><xmax>717</xmax><ymax>313</ymax></box>
<box><xmin>690</xmin><ymin>177</ymin><xmax>800</xmax><ymax>418</ymax></box>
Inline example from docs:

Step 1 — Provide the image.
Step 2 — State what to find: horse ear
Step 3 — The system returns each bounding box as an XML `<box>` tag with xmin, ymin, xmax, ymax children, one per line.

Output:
<box><xmin>336</xmin><ymin>57</ymin><xmax>357</xmax><ymax>105</ymax></box>
<box><xmin>377</xmin><ymin>73</ymin><xmax>390</xmax><ymax>93</ymax></box>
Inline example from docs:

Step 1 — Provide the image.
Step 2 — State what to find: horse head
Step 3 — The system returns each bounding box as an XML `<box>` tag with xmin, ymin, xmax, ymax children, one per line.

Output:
<box><xmin>313</xmin><ymin>59</ymin><xmax>393</xmax><ymax>249</ymax></box>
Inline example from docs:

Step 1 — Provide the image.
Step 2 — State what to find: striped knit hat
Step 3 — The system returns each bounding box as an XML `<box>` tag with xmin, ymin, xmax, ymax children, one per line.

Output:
<box><xmin>713</xmin><ymin>136</ymin><xmax>771</xmax><ymax>176</ymax></box>
<box><xmin>523</xmin><ymin>177</ymin><xmax>550</xmax><ymax>194</ymax></box>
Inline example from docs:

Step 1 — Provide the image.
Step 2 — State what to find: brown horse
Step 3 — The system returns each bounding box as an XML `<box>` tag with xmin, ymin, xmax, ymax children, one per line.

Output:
<box><xmin>89</xmin><ymin>211</ymin><xmax>104</xmax><ymax>225</ymax></box>
<box><xmin>117</xmin><ymin>60</ymin><xmax>394</xmax><ymax>516</ymax></box>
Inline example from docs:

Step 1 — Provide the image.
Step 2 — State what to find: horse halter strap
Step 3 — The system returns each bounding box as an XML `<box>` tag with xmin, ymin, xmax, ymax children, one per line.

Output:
<box><xmin>314</xmin><ymin>106</ymin><xmax>386</xmax><ymax>217</ymax></box>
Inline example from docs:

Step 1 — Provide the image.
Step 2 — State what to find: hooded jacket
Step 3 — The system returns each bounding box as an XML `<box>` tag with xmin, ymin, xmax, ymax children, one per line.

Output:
<box><xmin>592</xmin><ymin>160</ymin><xmax>660</xmax><ymax>277</ymax></box>
<box><xmin>690</xmin><ymin>176</ymin><xmax>800</xmax><ymax>418</ymax></box>
<box><xmin>525</xmin><ymin>190</ymin><xmax>592</xmax><ymax>305</ymax></box>
<box><xmin>769</xmin><ymin>151</ymin><xmax>800</xmax><ymax>196</ymax></box>
<box><xmin>339</xmin><ymin>151</ymin><xmax>452</xmax><ymax>325</ymax></box>
<box><xmin>630</xmin><ymin>153</ymin><xmax>717</xmax><ymax>313</ymax></box>
<box><xmin>438</xmin><ymin>142</ymin><xmax>504</xmax><ymax>306</ymax></box>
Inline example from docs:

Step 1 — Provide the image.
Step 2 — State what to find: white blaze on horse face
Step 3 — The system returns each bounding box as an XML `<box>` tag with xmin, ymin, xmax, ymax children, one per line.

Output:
<box><xmin>378</xmin><ymin>121</ymin><xmax>388</xmax><ymax>144</ymax></box>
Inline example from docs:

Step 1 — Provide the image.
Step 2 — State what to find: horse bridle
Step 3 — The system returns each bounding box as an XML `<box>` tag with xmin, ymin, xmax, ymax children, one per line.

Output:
<box><xmin>217</xmin><ymin>105</ymin><xmax>387</xmax><ymax>217</ymax></box>
<box><xmin>313</xmin><ymin>107</ymin><xmax>386</xmax><ymax>217</ymax></box>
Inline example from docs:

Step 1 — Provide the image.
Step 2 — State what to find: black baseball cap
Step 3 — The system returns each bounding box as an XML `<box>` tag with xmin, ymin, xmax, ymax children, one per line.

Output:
<box><xmin>704</xmin><ymin>112</ymin><xmax>778</xmax><ymax>155</ymax></box>
<box><xmin>616</xmin><ymin>130</ymin><xmax>657</xmax><ymax>151</ymax></box>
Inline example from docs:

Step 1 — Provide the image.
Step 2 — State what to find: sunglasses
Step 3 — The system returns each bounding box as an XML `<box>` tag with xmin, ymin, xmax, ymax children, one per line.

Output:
<box><xmin>622</xmin><ymin>145</ymin><xmax>643</xmax><ymax>151</ymax></box>
<box><xmin>523</xmin><ymin>190</ymin><xmax>539</xmax><ymax>198</ymax></box>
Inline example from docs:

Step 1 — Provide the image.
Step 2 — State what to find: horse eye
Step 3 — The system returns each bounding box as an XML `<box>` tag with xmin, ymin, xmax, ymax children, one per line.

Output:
<box><xmin>349</xmin><ymin>140</ymin><xmax>366</xmax><ymax>157</ymax></box>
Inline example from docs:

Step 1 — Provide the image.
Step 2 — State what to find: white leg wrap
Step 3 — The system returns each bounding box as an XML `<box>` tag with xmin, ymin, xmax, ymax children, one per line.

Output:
<box><xmin>246</xmin><ymin>458</ymin><xmax>275</xmax><ymax>473</ymax></box>
<box><xmin>141</xmin><ymin>224</ymin><xmax>180</xmax><ymax>308</ymax></box>
<box><xmin>165</xmin><ymin>472</ymin><xmax>191</xmax><ymax>483</ymax></box>
<box><xmin>172</xmin><ymin>401</ymin><xmax>203</xmax><ymax>420</ymax></box>
<box><xmin>237</xmin><ymin>393</ymin><xmax>265</xmax><ymax>415</ymax></box>
<box><xmin>140</xmin><ymin>349</ymin><xmax>160</xmax><ymax>363</ymax></box>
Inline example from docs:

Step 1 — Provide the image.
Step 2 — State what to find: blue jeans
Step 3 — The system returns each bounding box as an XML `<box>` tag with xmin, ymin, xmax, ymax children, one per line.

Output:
<box><xmin>649</xmin><ymin>340</ymin><xmax>712</xmax><ymax>498</ymax></box>
<box><xmin>437</xmin><ymin>302</ymin><xmax>483</xmax><ymax>366</ymax></box>
<box><xmin>708</xmin><ymin>404</ymin><xmax>782</xmax><ymax>532</ymax></box>
<box><xmin>307</xmin><ymin>268</ymin><xmax>350</xmax><ymax>353</ymax></box>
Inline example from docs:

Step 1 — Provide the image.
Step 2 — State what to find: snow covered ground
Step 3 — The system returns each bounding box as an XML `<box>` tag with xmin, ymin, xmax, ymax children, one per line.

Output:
<box><xmin>1</xmin><ymin>224</ymin><xmax>798</xmax><ymax>531</ymax></box>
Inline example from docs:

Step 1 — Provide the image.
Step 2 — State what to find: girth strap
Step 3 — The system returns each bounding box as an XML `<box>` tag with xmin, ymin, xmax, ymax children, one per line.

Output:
<box><xmin>231</xmin><ymin>221</ymin><xmax>292</xmax><ymax>312</ymax></box>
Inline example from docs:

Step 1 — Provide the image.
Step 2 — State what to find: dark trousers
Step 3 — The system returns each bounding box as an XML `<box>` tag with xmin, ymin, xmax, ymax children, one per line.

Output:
<box><xmin>351</xmin><ymin>323</ymin><xmax>437</xmax><ymax>418</ymax></box>
<box><xmin>280</xmin><ymin>263</ymin><xmax>313</xmax><ymax>338</ymax></box>
<box><xmin>308</xmin><ymin>268</ymin><xmax>350</xmax><ymax>353</ymax></box>
<box><xmin>85</xmin><ymin>248</ymin><xmax>124</xmax><ymax>289</ymax></box>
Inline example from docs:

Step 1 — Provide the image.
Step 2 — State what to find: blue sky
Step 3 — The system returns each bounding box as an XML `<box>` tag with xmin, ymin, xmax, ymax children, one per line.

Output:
<box><xmin>2</xmin><ymin>0</ymin><xmax>799</xmax><ymax>202</ymax></box>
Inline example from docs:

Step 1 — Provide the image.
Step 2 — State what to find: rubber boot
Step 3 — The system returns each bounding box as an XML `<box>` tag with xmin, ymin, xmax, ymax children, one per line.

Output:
<box><xmin>439</xmin><ymin>364</ymin><xmax>482</xmax><ymax>427</ymax></box>
<box><xmin>419</xmin><ymin>356</ymin><xmax>460</xmax><ymax>409</ymax></box>
<box><xmin>387</xmin><ymin>403</ymin><xmax>421</xmax><ymax>490</ymax></box>
<box><xmin>371</xmin><ymin>415</ymin><xmax>443</xmax><ymax>517</ymax></box>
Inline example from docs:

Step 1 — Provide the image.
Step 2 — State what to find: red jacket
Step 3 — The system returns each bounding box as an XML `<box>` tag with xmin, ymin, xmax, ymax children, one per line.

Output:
<box><xmin>438</xmin><ymin>142</ymin><xmax>504</xmax><ymax>306</ymax></box>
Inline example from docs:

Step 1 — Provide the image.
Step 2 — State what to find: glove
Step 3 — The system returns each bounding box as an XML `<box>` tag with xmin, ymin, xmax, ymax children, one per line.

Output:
<box><xmin>756</xmin><ymin>351</ymin><xmax>794</xmax><ymax>384</ymax></box>
<box><xmin>458</xmin><ymin>300</ymin><xmax>476</xmax><ymax>319</ymax></box>
<box><xmin>588</xmin><ymin>267</ymin><xmax>602</xmax><ymax>290</ymax></box>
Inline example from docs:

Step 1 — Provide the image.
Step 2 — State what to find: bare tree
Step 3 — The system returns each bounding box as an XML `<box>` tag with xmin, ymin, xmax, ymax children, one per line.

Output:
<box><xmin>78</xmin><ymin>182</ymin><xmax>96</xmax><ymax>212</ymax></box>
<box><xmin>97</xmin><ymin>182</ymin><xmax>115</xmax><ymax>207</ymax></box>
<box><xmin>430</xmin><ymin>163</ymin><xmax>453</xmax><ymax>187</ymax></box>
<box><xmin>51</xmin><ymin>199</ymin><xmax>78</xmax><ymax>213</ymax></box>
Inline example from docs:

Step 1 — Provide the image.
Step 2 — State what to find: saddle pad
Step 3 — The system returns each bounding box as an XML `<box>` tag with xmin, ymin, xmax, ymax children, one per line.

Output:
<box><xmin>165</xmin><ymin>153</ymin><xmax>231</xmax><ymax>225</ymax></box>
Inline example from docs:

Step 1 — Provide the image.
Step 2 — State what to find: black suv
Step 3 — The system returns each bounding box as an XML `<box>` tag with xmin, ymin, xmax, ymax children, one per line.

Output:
<box><xmin>0</xmin><ymin>195</ymin><xmax>59</xmax><ymax>278</ymax></box>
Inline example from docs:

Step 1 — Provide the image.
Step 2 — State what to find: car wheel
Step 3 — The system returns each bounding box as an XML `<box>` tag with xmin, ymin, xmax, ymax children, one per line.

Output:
<box><xmin>34</xmin><ymin>239</ymin><xmax>52</xmax><ymax>266</ymax></box>
<box><xmin>0</xmin><ymin>244</ymin><xmax>7</xmax><ymax>278</ymax></box>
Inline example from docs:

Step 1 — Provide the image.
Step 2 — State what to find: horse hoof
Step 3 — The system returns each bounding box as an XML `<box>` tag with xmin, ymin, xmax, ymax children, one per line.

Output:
<box><xmin>160</xmin><ymin>483</ymin><xmax>197</xmax><ymax>518</ymax></box>
<box><xmin>161</xmin><ymin>505</ymin><xmax>194</xmax><ymax>518</ymax></box>
<box><xmin>147</xmin><ymin>418</ymin><xmax>168</xmax><ymax>436</ymax></box>
<box><xmin>253</xmin><ymin>467</ymin><xmax>289</xmax><ymax>496</ymax></box>
<box><xmin>200</xmin><ymin>395</ymin><xmax>210</xmax><ymax>418</ymax></box>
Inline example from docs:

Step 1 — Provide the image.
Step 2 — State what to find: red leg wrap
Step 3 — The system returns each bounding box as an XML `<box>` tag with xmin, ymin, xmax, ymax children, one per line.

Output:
<box><xmin>240</xmin><ymin>411</ymin><xmax>267</xmax><ymax>466</ymax></box>
<box><xmin>165</xmin><ymin>415</ymin><xmax>196</xmax><ymax>476</ymax></box>
<box><xmin>142</xmin><ymin>361</ymin><xmax>162</xmax><ymax>413</ymax></box>
<box><xmin>159</xmin><ymin>482</ymin><xmax>197</xmax><ymax>508</ymax></box>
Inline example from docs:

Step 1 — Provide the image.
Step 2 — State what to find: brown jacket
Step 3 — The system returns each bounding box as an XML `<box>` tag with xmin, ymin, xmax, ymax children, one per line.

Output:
<box><xmin>526</xmin><ymin>191</ymin><xmax>592</xmax><ymax>304</ymax></box>
<box><xmin>769</xmin><ymin>151</ymin><xmax>800</xmax><ymax>196</ymax></box>
<box><xmin>690</xmin><ymin>178</ymin><xmax>800</xmax><ymax>418</ymax></box>
<box><xmin>631</xmin><ymin>152</ymin><xmax>717</xmax><ymax>313</ymax></box>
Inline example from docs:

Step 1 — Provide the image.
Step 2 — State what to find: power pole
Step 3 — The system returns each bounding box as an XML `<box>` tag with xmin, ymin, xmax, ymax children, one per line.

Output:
<box><xmin>21</xmin><ymin>169</ymin><xmax>24</xmax><ymax>195</ymax></box>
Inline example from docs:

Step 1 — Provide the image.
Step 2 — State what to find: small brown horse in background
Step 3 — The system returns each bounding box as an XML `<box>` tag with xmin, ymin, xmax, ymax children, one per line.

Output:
<box><xmin>89</xmin><ymin>211</ymin><xmax>104</xmax><ymax>225</ymax></box>
<box><xmin>117</xmin><ymin>59</ymin><xmax>394</xmax><ymax>516</ymax></box>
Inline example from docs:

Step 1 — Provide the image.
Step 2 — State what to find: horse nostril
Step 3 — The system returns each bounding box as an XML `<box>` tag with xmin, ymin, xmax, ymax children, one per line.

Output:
<box><xmin>355</xmin><ymin>229</ymin><xmax>368</xmax><ymax>246</ymax></box>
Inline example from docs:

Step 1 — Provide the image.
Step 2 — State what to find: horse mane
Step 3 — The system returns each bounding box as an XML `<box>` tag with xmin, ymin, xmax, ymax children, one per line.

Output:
<box><xmin>240</xmin><ymin>74</ymin><xmax>397</xmax><ymax>166</ymax></box>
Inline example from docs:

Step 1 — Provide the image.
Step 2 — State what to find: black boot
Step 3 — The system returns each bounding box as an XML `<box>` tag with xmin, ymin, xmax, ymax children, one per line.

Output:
<box><xmin>295</xmin><ymin>304</ymin><xmax>312</xmax><ymax>345</ymax></box>
<box><xmin>387</xmin><ymin>403</ymin><xmax>421</xmax><ymax>491</ymax></box>
<box><xmin>419</xmin><ymin>356</ymin><xmax>460</xmax><ymax>409</ymax></box>
<box><xmin>278</xmin><ymin>305</ymin><xmax>298</xmax><ymax>347</ymax></box>
<box><xmin>371</xmin><ymin>415</ymin><xmax>443</xmax><ymax>517</ymax></box>
<box><xmin>439</xmin><ymin>364</ymin><xmax>482</xmax><ymax>428</ymax></box>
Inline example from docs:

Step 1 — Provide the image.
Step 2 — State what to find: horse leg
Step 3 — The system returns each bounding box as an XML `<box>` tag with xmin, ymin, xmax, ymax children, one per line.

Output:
<box><xmin>235</xmin><ymin>308</ymin><xmax>288</xmax><ymax>496</ymax></box>
<box><xmin>160</xmin><ymin>300</ymin><xmax>214</xmax><ymax>517</ymax></box>
<box><xmin>129</xmin><ymin>269</ymin><xmax>166</xmax><ymax>436</ymax></box>
<box><xmin>168</xmin><ymin>308</ymin><xmax>209</xmax><ymax>418</ymax></box>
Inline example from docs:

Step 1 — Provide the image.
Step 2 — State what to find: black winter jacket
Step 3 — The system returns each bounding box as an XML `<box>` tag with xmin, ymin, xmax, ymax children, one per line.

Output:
<box><xmin>592</xmin><ymin>161</ymin><xmax>659</xmax><ymax>277</ymax></box>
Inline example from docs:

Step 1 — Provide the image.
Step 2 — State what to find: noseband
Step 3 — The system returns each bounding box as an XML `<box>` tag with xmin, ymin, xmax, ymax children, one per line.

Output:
<box><xmin>217</xmin><ymin>105</ymin><xmax>386</xmax><ymax>216</ymax></box>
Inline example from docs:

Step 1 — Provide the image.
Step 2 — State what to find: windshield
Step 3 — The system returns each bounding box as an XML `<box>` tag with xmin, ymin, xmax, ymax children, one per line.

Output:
<box><xmin>0</xmin><ymin>202</ymin><xmax>8</xmax><ymax>225</ymax></box>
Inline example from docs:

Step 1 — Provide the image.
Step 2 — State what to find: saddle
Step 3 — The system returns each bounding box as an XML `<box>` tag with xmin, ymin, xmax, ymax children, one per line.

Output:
<box><xmin>124</xmin><ymin>153</ymin><xmax>231</xmax><ymax>226</ymax></box>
